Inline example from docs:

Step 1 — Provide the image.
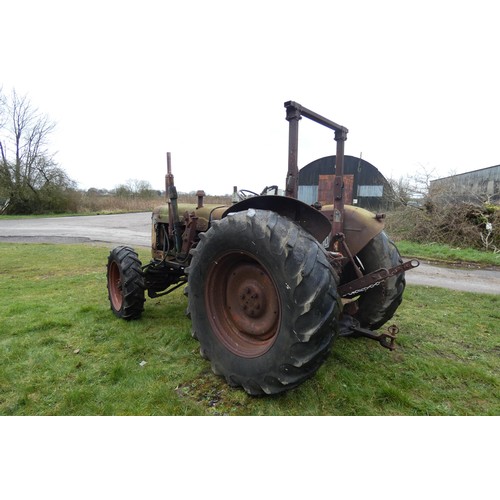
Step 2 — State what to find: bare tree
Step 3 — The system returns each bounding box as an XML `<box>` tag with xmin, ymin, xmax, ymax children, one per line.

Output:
<box><xmin>386</xmin><ymin>176</ymin><xmax>413</xmax><ymax>206</ymax></box>
<box><xmin>114</xmin><ymin>179</ymin><xmax>155</xmax><ymax>198</ymax></box>
<box><xmin>0</xmin><ymin>88</ymin><xmax>75</xmax><ymax>213</ymax></box>
<box><xmin>385</xmin><ymin>164</ymin><xmax>438</xmax><ymax>210</ymax></box>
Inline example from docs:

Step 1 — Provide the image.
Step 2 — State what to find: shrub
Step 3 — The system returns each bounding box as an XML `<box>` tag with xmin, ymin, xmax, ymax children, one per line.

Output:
<box><xmin>386</xmin><ymin>201</ymin><xmax>500</xmax><ymax>253</ymax></box>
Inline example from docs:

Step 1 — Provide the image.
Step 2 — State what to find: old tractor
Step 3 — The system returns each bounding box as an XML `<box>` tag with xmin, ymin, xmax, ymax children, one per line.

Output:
<box><xmin>106</xmin><ymin>100</ymin><xmax>419</xmax><ymax>395</ymax></box>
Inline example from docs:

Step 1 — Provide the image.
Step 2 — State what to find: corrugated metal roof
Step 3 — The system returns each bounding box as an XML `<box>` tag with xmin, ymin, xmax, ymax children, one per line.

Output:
<box><xmin>298</xmin><ymin>155</ymin><xmax>393</xmax><ymax>210</ymax></box>
<box><xmin>431</xmin><ymin>164</ymin><xmax>500</xmax><ymax>183</ymax></box>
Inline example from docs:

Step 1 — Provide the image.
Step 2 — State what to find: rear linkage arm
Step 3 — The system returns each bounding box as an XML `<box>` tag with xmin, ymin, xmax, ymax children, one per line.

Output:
<box><xmin>338</xmin><ymin>259</ymin><xmax>420</xmax><ymax>297</ymax></box>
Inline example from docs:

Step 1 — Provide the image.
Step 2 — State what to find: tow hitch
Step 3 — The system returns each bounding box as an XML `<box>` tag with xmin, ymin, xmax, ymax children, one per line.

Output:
<box><xmin>339</xmin><ymin>318</ymin><xmax>399</xmax><ymax>350</ymax></box>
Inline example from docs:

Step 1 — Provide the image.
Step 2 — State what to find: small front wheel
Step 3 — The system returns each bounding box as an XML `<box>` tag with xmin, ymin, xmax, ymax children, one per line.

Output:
<box><xmin>106</xmin><ymin>246</ymin><xmax>145</xmax><ymax>320</ymax></box>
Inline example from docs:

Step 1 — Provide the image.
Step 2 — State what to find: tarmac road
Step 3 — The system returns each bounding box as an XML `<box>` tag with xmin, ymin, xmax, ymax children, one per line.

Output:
<box><xmin>0</xmin><ymin>212</ymin><xmax>151</xmax><ymax>248</ymax></box>
<box><xmin>1</xmin><ymin>212</ymin><xmax>499</xmax><ymax>295</ymax></box>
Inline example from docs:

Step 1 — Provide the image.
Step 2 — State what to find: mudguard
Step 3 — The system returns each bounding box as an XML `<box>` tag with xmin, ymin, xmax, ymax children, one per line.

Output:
<box><xmin>322</xmin><ymin>204</ymin><xmax>385</xmax><ymax>255</ymax></box>
<box><xmin>222</xmin><ymin>195</ymin><xmax>332</xmax><ymax>243</ymax></box>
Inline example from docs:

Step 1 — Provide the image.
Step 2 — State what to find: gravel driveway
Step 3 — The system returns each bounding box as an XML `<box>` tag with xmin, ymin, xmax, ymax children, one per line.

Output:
<box><xmin>1</xmin><ymin>212</ymin><xmax>499</xmax><ymax>295</ymax></box>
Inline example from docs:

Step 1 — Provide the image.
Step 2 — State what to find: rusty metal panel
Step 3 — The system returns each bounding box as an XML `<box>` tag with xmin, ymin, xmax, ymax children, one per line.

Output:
<box><xmin>319</xmin><ymin>175</ymin><xmax>334</xmax><ymax>205</ymax></box>
<box><xmin>319</xmin><ymin>174</ymin><xmax>353</xmax><ymax>205</ymax></box>
<box><xmin>344</xmin><ymin>175</ymin><xmax>354</xmax><ymax>205</ymax></box>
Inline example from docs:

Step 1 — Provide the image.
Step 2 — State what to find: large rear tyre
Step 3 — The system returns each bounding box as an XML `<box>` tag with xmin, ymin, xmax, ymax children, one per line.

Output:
<box><xmin>352</xmin><ymin>231</ymin><xmax>405</xmax><ymax>330</ymax></box>
<box><xmin>107</xmin><ymin>246</ymin><xmax>145</xmax><ymax>320</ymax></box>
<box><xmin>186</xmin><ymin>209</ymin><xmax>341</xmax><ymax>395</ymax></box>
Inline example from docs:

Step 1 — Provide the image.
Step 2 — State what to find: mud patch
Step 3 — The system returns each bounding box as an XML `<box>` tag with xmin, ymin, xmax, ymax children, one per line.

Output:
<box><xmin>175</xmin><ymin>371</ymin><xmax>236</xmax><ymax>414</ymax></box>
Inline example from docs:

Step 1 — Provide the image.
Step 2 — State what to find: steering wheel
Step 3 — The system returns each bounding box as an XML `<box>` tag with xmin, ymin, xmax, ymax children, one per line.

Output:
<box><xmin>238</xmin><ymin>189</ymin><xmax>260</xmax><ymax>200</ymax></box>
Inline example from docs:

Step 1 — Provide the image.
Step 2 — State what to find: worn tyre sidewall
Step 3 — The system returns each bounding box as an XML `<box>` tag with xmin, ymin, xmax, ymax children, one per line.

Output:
<box><xmin>187</xmin><ymin>209</ymin><xmax>340</xmax><ymax>395</ymax></box>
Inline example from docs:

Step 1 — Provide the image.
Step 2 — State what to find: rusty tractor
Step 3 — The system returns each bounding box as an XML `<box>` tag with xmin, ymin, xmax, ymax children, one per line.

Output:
<box><xmin>106</xmin><ymin>100</ymin><xmax>419</xmax><ymax>395</ymax></box>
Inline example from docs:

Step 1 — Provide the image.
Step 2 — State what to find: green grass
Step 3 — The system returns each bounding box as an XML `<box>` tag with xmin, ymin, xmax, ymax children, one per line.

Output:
<box><xmin>1</xmin><ymin>243</ymin><xmax>498</xmax><ymax>415</ymax></box>
<box><xmin>397</xmin><ymin>240</ymin><xmax>500</xmax><ymax>267</ymax></box>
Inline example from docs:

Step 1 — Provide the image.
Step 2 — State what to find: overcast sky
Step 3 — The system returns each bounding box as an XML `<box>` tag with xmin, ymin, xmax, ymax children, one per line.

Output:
<box><xmin>2</xmin><ymin>0</ymin><xmax>498</xmax><ymax>195</ymax></box>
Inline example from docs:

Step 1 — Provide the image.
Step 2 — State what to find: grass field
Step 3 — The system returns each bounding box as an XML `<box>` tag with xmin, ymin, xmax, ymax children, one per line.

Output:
<box><xmin>0</xmin><ymin>243</ymin><xmax>498</xmax><ymax>415</ymax></box>
<box><xmin>397</xmin><ymin>240</ymin><xmax>500</xmax><ymax>267</ymax></box>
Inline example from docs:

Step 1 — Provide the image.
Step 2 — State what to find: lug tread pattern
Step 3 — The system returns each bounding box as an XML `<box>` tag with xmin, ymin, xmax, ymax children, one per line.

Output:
<box><xmin>106</xmin><ymin>246</ymin><xmax>145</xmax><ymax>320</ymax></box>
<box><xmin>186</xmin><ymin>209</ymin><xmax>341</xmax><ymax>395</ymax></box>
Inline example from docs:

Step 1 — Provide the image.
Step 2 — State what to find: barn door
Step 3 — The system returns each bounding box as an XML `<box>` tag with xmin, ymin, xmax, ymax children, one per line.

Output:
<box><xmin>318</xmin><ymin>174</ymin><xmax>354</xmax><ymax>205</ymax></box>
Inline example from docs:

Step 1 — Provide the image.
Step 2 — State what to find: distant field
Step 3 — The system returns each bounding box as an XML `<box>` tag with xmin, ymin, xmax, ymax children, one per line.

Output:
<box><xmin>0</xmin><ymin>242</ymin><xmax>498</xmax><ymax>415</ymax></box>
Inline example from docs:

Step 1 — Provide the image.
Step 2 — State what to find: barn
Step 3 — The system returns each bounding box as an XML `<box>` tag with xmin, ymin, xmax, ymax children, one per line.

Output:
<box><xmin>298</xmin><ymin>155</ymin><xmax>394</xmax><ymax>211</ymax></box>
<box><xmin>430</xmin><ymin>165</ymin><xmax>500</xmax><ymax>204</ymax></box>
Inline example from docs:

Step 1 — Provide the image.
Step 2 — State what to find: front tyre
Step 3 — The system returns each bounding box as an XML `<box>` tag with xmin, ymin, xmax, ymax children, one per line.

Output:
<box><xmin>107</xmin><ymin>246</ymin><xmax>145</xmax><ymax>320</ymax></box>
<box><xmin>186</xmin><ymin>209</ymin><xmax>341</xmax><ymax>395</ymax></box>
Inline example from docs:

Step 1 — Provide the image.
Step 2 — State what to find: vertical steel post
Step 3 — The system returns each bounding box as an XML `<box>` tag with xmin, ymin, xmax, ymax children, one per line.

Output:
<box><xmin>285</xmin><ymin>105</ymin><xmax>301</xmax><ymax>198</ymax></box>
<box><xmin>166</xmin><ymin>152</ymin><xmax>174</xmax><ymax>230</ymax></box>
<box><xmin>332</xmin><ymin>128</ymin><xmax>348</xmax><ymax>240</ymax></box>
<box><xmin>165</xmin><ymin>152</ymin><xmax>182</xmax><ymax>253</ymax></box>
